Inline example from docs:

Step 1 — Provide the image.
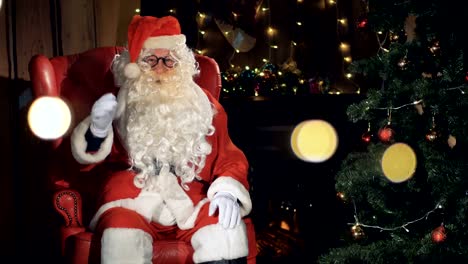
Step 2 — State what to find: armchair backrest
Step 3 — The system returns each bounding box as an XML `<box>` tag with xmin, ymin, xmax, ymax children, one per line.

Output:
<box><xmin>29</xmin><ymin>46</ymin><xmax>222</xmax><ymax>149</ymax></box>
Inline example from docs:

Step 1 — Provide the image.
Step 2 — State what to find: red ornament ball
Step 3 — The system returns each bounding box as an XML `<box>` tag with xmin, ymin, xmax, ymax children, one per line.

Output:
<box><xmin>357</xmin><ymin>18</ymin><xmax>368</xmax><ymax>28</ymax></box>
<box><xmin>378</xmin><ymin>125</ymin><xmax>395</xmax><ymax>143</ymax></box>
<box><xmin>361</xmin><ymin>130</ymin><xmax>372</xmax><ymax>143</ymax></box>
<box><xmin>431</xmin><ymin>226</ymin><xmax>447</xmax><ymax>243</ymax></box>
<box><xmin>425</xmin><ymin>128</ymin><xmax>439</xmax><ymax>142</ymax></box>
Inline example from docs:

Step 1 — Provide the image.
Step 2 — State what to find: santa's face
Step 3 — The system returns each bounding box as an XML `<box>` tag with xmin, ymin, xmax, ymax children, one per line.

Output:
<box><xmin>141</xmin><ymin>49</ymin><xmax>177</xmax><ymax>83</ymax></box>
<box><xmin>120</xmin><ymin>47</ymin><xmax>215</xmax><ymax>187</ymax></box>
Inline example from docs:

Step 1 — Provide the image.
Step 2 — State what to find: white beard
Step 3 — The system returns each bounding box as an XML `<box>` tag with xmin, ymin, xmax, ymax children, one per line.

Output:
<box><xmin>117</xmin><ymin>69</ymin><xmax>215</xmax><ymax>189</ymax></box>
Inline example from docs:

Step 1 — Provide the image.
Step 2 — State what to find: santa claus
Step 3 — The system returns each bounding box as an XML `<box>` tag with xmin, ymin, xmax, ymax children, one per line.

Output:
<box><xmin>70</xmin><ymin>15</ymin><xmax>255</xmax><ymax>264</ymax></box>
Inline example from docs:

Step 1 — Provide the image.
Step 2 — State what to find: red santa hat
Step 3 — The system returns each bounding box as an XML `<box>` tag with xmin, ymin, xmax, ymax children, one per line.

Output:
<box><xmin>124</xmin><ymin>15</ymin><xmax>186</xmax><ymax>78</ymax></box>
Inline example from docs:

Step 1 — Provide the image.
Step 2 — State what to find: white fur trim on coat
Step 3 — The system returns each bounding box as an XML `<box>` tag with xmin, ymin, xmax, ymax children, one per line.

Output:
<box><xmin>88</xmin><ymin>185</ymin><xmax>209</xmax><ymax>231</ymax></box>
<box><xmin>101</xmin><ymin>228</ymin><xmax>153</xmax><ymax>264</ymax></box>
<box><xmin>70</xmin><ymin>116</ymin><xmax>114</xmax><ymax>164</ymax></box>
<box><xmin>89</xmin><ymin>196</ymin><xmax>209</xmax><ymax>231</ymax></box>
<box><xmin>89</xmin><ymin>192</ymin><xmax>177</xmax><ymax>230</ymax></box>
<box><xmin>157</xmin><ymin>166</ymin><xmax>209</xmax><ymax>230</ymax></box>
<box><xmin>191</xmin><ymin>222</ymin><xmax>249</xmax><ymax>263</ymax></box>
<box><xmin>143</xmin><ymin>35</ymin><xmax>186</xmax><ymax>50</ymax></box>
<box><xmin>207</xmin><ymin>177</ymin><xmax>252</xmax><ymax>217</ymax></box>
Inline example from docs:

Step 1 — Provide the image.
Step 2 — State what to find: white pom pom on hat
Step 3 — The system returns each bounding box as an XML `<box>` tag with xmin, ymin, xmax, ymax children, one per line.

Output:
<box><xmin>123</xmin><ymin>15</ymin><xmax>186</xmax><ymax>79</ymax></box>
<box><xmin>124</xmin><ymin>63</ymin><xmax>141</xmax><ymax>79</ymax></box>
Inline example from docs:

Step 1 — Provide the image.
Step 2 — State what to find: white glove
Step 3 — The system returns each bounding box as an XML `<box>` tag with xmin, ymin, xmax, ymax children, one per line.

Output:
<box><xmin>209</xmin><ymin>192</ymin><xmax>241</xmax><ymax>229</ymax></box>
<box><xmin>90</xmin><ymin>93</ymin><xmax>117</xmax><ymax>138</ymax></box>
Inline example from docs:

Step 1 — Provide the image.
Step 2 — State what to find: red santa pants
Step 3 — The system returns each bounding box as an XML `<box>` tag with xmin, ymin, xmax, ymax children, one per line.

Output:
<box><xmin>93</xmin><ymin>170</ymin><xmax>256</xmax><ymax>263</ymax></box>
<box><xmin>95</xmin><ymin>205</ymin><xmax>256</xmax><ymax>263</ymax></box>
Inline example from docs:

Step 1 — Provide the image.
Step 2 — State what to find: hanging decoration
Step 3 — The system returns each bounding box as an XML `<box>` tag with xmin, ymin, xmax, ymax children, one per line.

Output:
<box><xmin>215</xmin><ymin>19</ymin><xmax>257</xmax><ymax>53</ymax></box>
<box><xmin>356</xmin><ymin>17</ymin><xmax>368</xmax><ymax>29</ymax></box>
<box><xmin>278</xmin><ymin>45</ymin><xmax>310</xmax><ymax>95</ymax></box>
<box><xmin>281</xmin><ymin>57</ymin><xmax>301</xmax><ymax>76</ymax></box>
<box><xmin>404</xmin><ymin>14</ymin><xmax>417</xmax><ymax>43</ymax></box>
<box><xmin>378</xmin><ymin>122</ymin><xmax>395</xmax><ymax>143</ymax></box>
<box><xmin>378</xmin><ymin>110</ymin><xmax>395</xmax><ymax>143</ymax></box>
<box><xmin>336</xmin><ymin>192</ymin><xmax>348</xmax><ymax>204</ymax></box>
<box><xmin>351</xmin><ymin>224</ymin><xmax>366</xmax><ymax>240</ymax></box>
<box><xmin>447</xmin><ymin>134</ymin><xmax>457</xmax><ymax>149</ymax></box>
<box><xmin>361</xmin><ymin>130</ymin><xmax>372</xmax><ymax>143</ymax></box>
<box><xmin>425</xmin><ymin>115</ymin><xmax>440</xmax><ymax>142</ymax></box>
<box><xmin>425</xmin><ymin>129</ymin><xmax>439</xmax><ymax>142</ymax></box>
<box><xmin>414</xmin><ymin>101</ymin><xmax>425</xmax><ymax>115</ymax></box>
<box><xmin>431</xmin><ymin>225</ymin><xmax>447</xmax><ymax>243</ymax></box>
<box><xmin>361</xmin><ymin>122</ymin><xmax>373</xmax><ymax>144</ymax></box>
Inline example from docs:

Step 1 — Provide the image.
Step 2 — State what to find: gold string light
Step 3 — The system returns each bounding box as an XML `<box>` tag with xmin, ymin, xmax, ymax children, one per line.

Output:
<box><xmin>330</xmin><ymin>0</ymin><xmax>357</xmax><ymax>91</ymax></box>
<box><xmin>371</xmin><ymin>99</ymin><xmax>423</xmax><ymax>111</ymax></box>
<box><xmin>265</xmin><ymin>0</ymin><xmax>274</xmax><ymax>63</ymax></box>
<box><xmin>349</xmin><ymin>201</ymin><xmax>442</xmax><ymax>232</ymax></box>
<box><xmin>445</xmin><ymin>84</ymin><xmax>468</xmax><ymax>94</ymax></box>
<box><xmin>369</xmin><ymin>84</ymin><xmax>467</xmax><ymax>112</ymax></box>
<box><xmin>196</xmin><ymin>12</ymin><xmax>208</xmax><ymax>56</ymax></box>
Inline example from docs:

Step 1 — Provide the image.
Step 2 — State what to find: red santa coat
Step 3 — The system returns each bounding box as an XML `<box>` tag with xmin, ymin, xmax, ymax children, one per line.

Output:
<box><xmin>70</xmin><ymin>89</ymin><xmax>252</xmax><ymax>231</ymax></box>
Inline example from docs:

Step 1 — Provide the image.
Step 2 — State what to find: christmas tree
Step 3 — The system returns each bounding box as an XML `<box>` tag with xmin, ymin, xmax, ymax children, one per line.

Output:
<box><xmin>319</xmin><ymin>1</ymin><xmax>467</xmax><ymax>263</ymax></box>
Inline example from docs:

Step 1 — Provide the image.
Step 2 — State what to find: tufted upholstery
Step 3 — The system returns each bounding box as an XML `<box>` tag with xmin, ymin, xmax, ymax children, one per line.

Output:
<box><xmin>29</xmin><ymin>47</ymin><xmax>256</xmax><ymax>264</ymax></box>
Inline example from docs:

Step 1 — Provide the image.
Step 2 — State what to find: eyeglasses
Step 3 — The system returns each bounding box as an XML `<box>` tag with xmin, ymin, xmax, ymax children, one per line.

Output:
<box><xmin>142</xmin><ymin>55</ymin><xmax>177</xmax><ymax>68</ymax></box>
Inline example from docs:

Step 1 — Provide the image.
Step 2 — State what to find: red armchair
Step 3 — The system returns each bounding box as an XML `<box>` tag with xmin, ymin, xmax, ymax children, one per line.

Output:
<box><xmin>28</xmin><ymin>47</ymin><xmax>256</xmax><ymax>264</ymax></box>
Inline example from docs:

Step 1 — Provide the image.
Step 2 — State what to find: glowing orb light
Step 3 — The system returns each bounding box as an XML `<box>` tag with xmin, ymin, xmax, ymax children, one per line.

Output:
<box><xmin>291</xmin><ymin>119</ymin><xmax>338</xmax><ymax>162</ymax></box>
<box><xmin>381</xmin><ymin>142</ymin><xmax>417</xmax><ymax>183</ymax></box>
<box><xmin>28</xmin><ymin>96</ymin><xmax>72</xmax><ymax>140</ymax></box>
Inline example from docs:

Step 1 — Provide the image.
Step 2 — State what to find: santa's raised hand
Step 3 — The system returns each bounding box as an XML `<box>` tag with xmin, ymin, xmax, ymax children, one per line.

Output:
<box><xmin>90</xmin><ymin>93</ymin><xmax>117</xmax><ymax>138</ymax></box>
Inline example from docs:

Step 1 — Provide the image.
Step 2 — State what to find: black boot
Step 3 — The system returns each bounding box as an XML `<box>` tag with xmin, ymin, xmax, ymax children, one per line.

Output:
<box><xmin>199</xmin><ymin>257</ymin><xmax>247</xmax><ymax>264</ymax></box>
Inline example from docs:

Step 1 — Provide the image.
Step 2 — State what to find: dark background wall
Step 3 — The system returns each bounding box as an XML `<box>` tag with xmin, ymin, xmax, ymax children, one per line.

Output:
<box><xmin>140</xmin><ymin>0</ymin><xmax>376</xmax><ymax>81</ymax></box>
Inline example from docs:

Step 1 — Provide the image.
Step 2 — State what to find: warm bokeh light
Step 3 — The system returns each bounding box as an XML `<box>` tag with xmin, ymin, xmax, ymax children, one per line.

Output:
<box><xmin>381</xmin><ymin>143</ymin><xmax>417</xmax><ymax>183</ymax></box>
<box><xmin>340</xmin><ymin>43</ymin><xmax>350</xmax><ymax>52</ymax></box>
<box><xmin>280</xmin><ymin>220</ymin><xmax>290</xmax><ymax>231</ymax></box>
<box><xmin>28</xmin><ymin>96</ymin><xmax>72</xmax><ymax>140</ymax></box>
<box><xmin>291</xmin><ymin>120</ymin><xmax>339</xmax><ymax>163</ymax></box>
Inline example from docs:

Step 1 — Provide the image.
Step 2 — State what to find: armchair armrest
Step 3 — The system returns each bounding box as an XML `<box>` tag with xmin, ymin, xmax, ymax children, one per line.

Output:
<box><xmin>53</xmin><ymin>188</ymin><xmax>87</xmax><ymax>255</ymax></box>
<box><xmin>28</xmin><ymin>54</ymin><xmax>63</xmax><ymax>149</ymax></box>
